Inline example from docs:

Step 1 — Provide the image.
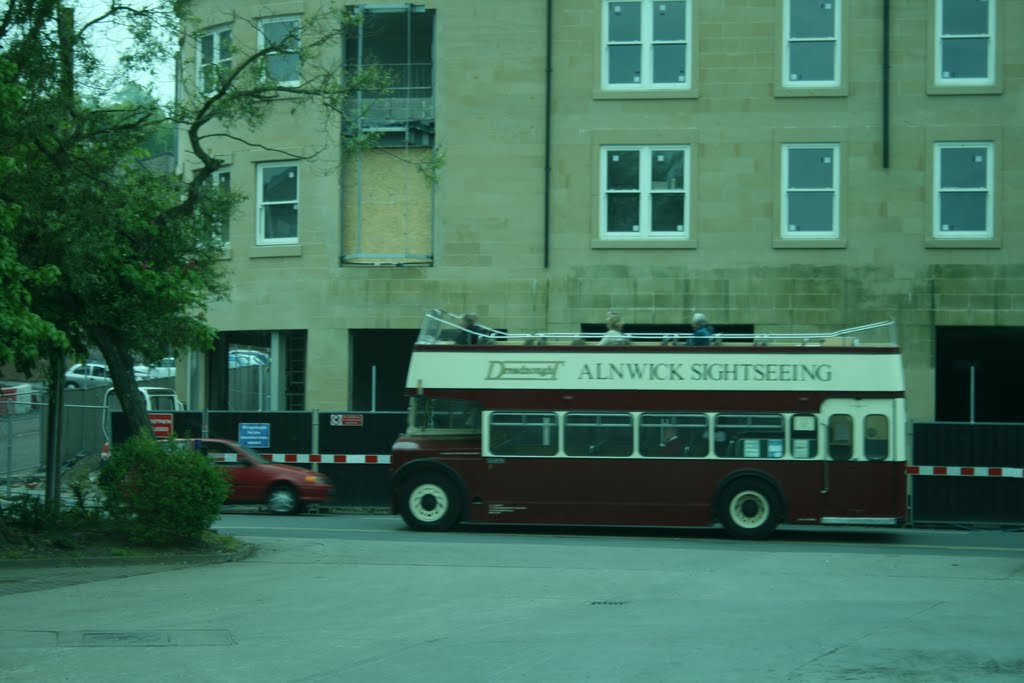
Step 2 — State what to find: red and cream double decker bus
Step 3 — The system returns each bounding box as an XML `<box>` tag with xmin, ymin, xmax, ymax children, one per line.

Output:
<box><xmin>389</xmin><ymin>309</ymin><xmax>907</xmax><ymax>539</ymax></box>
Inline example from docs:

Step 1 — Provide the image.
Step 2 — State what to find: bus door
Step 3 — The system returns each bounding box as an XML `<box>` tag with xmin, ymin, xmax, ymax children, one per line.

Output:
<box><xmin>819</xmin><ymin>398</ymin><xmax>902</xmax><ymax>520</ymax></box>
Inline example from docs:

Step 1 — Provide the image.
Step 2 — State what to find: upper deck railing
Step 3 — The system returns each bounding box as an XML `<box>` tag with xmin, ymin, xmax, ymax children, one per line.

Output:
<box><xmin>416</xmin><ymin>309</ymin><xmax>898</xmax><ymax>348</ymax></box>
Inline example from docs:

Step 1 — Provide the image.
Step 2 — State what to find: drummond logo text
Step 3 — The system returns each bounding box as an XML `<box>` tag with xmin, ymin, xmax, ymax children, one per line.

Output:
<box><xmin>486</xmin><ymin>361</ymin><xmax>564</xmax><ymax>380</ymax></box>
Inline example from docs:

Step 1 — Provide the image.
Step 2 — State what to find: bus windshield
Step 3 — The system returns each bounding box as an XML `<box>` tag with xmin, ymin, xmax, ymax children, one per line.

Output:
<box><xmin>409</xmin><ymin>396</ymin><xmax>481</xmax><ymax>433</ymax></box>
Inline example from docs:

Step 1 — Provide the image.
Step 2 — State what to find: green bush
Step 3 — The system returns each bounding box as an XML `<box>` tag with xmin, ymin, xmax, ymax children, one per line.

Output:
<box><xmin>98</xmin><ymin>432</ymin><xmax>231</xmax><ymax>546</ymax></box>
<box><xmin>1</xmin><ymin>494</ymin><xmax>110</xmax><ymax>552</ymax></box>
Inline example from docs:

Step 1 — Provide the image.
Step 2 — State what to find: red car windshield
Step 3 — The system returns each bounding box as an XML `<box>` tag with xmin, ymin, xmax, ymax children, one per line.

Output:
<box><xmin>238</xmin><ymin>444</ymin><xmax>272</xmax><ymax>464</ymax></box>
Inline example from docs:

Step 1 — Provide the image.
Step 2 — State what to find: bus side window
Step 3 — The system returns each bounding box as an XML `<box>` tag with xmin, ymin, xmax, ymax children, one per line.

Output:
<box><xmin>489</xmin><ymin>412</ymin><xmax>558</xmax><ymax>456</ymax></box>
<box><xmin>716</xmin><ymin>414</ymin><xmax>784</xmax><ymax>458</ymax></box>
<box><xmin>565</xmin><ymin>412</ymin><xmax>632</xmax><ymax>457</ymax></box>
<box><xmin>864</xmin><ymin>414</ymin><xmax>889</xmax><ymax>461</ymax></box>
<box><xmin>791</xmin><ymin>414</ymin><xmax>818</xmax><ymax>459</ymax></box>
<box><xmin>828</xmin><ymin>414</ymin><xmax>853</xmax><ymax>461</ymax></box>
<box><xmin>638</xmin><ymin>414</ymin><xmax>708</xmax><ymax>458</ymax></box>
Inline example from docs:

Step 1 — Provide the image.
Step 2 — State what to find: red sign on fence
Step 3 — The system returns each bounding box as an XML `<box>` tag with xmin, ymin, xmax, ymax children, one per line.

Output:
<box><xmin>149</xmin><ymin>413</ymin><xmax>174</xmax><ymax>438</ymax></box>
<box><xmin>330</xmin><ymin>413</ymin><xmax>364</xmax><ymax>427</ymax></box>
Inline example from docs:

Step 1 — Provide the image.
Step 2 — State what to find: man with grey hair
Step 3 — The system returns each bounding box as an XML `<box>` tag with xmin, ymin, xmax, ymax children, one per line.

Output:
<box><xmin>687</xmin><ymin>312</ymin><xmax>714</xmax><ymax>346</ymax></box>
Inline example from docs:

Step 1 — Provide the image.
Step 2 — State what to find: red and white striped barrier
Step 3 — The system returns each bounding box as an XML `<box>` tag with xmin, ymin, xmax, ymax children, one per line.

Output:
<box><xmin>267</xmin><ymin>454</ymin><xmax>391</xmax><ymax>465</ymax></box>
<box><xmin>907</xmin><ymin>465</ymin><xmax>1023</xmax><ymax>479</ymax></box>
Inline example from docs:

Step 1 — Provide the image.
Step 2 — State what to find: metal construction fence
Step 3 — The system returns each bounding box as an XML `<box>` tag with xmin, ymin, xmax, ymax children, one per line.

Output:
<box><xmin>908</xmin><ymin>421</ymin><xmax>1024</xmax><ymax>526</ymax></box>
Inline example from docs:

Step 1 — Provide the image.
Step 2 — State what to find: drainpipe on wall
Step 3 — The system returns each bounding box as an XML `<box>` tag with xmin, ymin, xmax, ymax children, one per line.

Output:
<box><xmin>882</xmin><ymin>0</ymin><xmax>890</xmax><ymax>169</ymax></box>
<box><xmin>543</xmin><ymin>0</ymin><xmax>553</xmax><ymax>268</ymax></box>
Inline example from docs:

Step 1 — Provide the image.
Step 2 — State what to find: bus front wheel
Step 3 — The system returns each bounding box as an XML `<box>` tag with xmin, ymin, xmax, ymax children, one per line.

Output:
<box><xmin>718</xmin><ymin>478</ymin><xmax>782</xmax><ymax>540</ymax></box>
<box><xmin>398</xmin><ymin>472</ymin><xmax>462</xmax><ymax>531</ymax></box>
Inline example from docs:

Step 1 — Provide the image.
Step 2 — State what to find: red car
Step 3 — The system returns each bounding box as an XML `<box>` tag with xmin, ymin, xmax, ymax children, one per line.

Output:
<box><xmin>181</xmin><ymin>438</ymin><xmax>334</xmax><ymax>514</ymax></box>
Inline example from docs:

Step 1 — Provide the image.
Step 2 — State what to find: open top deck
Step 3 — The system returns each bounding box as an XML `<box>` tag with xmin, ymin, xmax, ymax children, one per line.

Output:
<box><xmin>417</xmin><ymin>308</ymin><xmax>899</xmax><ymax>348</ymax></box>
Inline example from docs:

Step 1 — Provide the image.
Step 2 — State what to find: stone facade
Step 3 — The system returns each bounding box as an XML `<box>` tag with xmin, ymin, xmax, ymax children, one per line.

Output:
<box><xmin>180</xmin><ymin>0</ymin><xmax>1022</xmax><ymax>422</ymax></box>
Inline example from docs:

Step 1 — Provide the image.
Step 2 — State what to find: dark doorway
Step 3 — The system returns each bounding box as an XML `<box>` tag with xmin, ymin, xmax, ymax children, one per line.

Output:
<box><xmin>935</xmin><ymin>326</ymin><xmax>1024</xmax><ymax>423</ymax></box>
<box><xmin>351</xmin><ymin>329</ymin><xmax>419</xmax><ymax>411</ymax></box>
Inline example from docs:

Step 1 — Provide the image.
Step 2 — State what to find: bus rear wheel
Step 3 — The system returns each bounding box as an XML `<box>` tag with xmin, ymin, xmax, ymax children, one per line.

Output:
<box><xmin>398</xmin><ymin>472</ymin><xmax>462</xmax><ymax>531</ymax></box>
<box><xmin>718</xmin><ymin>478</ymin><xmax>782</xmax><ymax>540</ymax></box>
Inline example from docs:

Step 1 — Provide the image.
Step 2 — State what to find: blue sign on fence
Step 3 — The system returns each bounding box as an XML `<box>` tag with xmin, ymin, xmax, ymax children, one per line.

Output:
<box><xmin>238</xmin><ymin>422</ymin><xmax>270</xmax><ymax>448</ymax></box>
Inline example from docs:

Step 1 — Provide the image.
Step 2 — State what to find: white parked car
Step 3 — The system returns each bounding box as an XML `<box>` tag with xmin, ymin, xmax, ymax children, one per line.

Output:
<box><xmin>228</xmin><ymin>350</ymin><xmax>270</xmax><ymax>368</ymax></box>
<box><xmin>64</xmin><ymin>362</ymin><xmax>113</xmax><ymax>389</ymax></box>
<box><xmin>134</xmin><ymin>357</ymin><xmax>177</xmax><ymax>380</ymax></box>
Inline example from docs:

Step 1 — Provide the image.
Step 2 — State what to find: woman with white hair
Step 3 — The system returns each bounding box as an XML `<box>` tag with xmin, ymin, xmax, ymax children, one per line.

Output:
<box><xmin>600</xmin><ymin>311</ymin><xmax>629</xmax><ymax>346</ymax></box>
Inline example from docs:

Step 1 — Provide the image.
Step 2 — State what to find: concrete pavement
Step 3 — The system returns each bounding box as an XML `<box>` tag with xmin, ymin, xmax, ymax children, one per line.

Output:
<box><xmin>0</xmin><ymin>545</ymin><xmax>257</xmax><ymax>597</ymax></box>
<box><xmin>1</xmin><ymin>526</ymin><xmax>1023</xmax><ymax>682</ymax></box>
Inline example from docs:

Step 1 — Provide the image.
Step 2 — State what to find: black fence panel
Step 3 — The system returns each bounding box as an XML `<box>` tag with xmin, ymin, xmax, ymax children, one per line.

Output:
<box><xmin>320</xmin><ymin>464</ymin><xmax>390</xmax><ymax>507</ymax></box>
<box><xmin>171</xmin><ymin>412</ymin><xmax>205</xmax><ymax>440</ymax></box>
<box><xmin>318</xmin><ymin>411</ymin><xmax>406</xmax><ymax>454</ymax></box>
<box><xmin>913</xmin><ymin>422</ymin><xmax>1024</xmax><ymax>467</ymax></box>
<box><xmin>911</xmin><ymin>422</ymin><xmax>1024</xmax><ymax>525</ymax></box>
<box><xmin>912</xmin><ymin>478</ymin><xmax>1024</xmax><ymax>525</ymax></box>
<box><xmin>208</xmin><ymin>411</ymin><xmax>313</xmax><ymax>454</ymax></box>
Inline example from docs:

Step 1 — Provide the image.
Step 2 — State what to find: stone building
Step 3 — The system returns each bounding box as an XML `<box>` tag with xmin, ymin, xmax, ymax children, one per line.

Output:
<box><xmin>176</xmin><ymin>1</ymin><xmax>1023</xmax><ymax>423</ymax></box>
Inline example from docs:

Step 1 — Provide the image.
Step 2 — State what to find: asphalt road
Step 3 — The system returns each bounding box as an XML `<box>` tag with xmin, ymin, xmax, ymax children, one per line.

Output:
<box><xmin>214</xmin><ymin>511</ymin><xmax>1024</xmax><ymax>557</ymax></box>
<box><xmin>2</xmin><ymin>513</ymin><xmax>1022</xmax><ymax>682</ymax></box>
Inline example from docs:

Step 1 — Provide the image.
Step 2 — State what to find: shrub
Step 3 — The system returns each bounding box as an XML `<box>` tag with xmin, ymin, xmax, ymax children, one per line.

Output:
<box><xmin>2</xmin><ymin>494</ymin><xmax>52</xmax><ymax>532</ymax></box>
<box><xmin>98</xmin><ymin>431</ymin><xmax>231</xmax><ymax>546</ymax></box>
<box><xmin>0</xmin><ymin>494</ymin><xmax>110</xmax><ymax>552</ymax></box>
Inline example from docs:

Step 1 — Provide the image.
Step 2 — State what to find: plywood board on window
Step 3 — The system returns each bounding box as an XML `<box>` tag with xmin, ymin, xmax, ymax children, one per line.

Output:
<box><xmin>342</xmin><ymin>148</ymin><xmax>433</xmax><ymax>264</ymax></box>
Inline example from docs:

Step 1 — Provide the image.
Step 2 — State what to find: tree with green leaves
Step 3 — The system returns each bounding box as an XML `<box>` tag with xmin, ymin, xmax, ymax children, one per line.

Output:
<box><xmin>0</xmin><ymin>0</ymin><xmax>388</xmax><ymax>438</ymax></box>
<box><xmin>0</xmin><ymin>58</ymin><xmax>68</xmax><ymax>372</ymax></box>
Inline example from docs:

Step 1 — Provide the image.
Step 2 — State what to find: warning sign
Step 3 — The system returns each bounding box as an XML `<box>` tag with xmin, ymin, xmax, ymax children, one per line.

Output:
<box><xmin>330</xmin><ymin>413</ymin><xmax>364</xmax><ymax>427</ymax></box>
<box><xmin>149</xmin><ymin>413</ymin><xmax>173</xmax><ymax>438</ymax></box>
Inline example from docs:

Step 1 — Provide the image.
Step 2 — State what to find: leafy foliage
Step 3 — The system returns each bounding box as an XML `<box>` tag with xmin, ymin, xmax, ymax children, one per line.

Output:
<box><xmin>98</xmin><ymin>432</ymin><xmax>231</xmax><ymax>546</ymax></box>
<box><xmin>0</xmin><ymin>0</ymin><xmax>412</xmax><ymax>436</ymax></box>
<box><xmin>0</xmin><ymin>58</ymin><xmax>67</xmax><ymax>371</ymax></box>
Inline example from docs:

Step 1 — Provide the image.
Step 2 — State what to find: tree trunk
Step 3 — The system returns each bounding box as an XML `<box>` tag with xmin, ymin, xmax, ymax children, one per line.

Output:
<box><xmin>91</xmin><ymin>327</ymin><xmax>153</xmax><ymax>439</ymax></box>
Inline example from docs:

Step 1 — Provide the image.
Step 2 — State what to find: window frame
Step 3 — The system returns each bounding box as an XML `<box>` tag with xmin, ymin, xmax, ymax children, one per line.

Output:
<box><xmin>780</xmin><ymin>143</ymin><xmax>840</xmax><ymax>240</ymax></box>
<box><xmin>714</xmin><ymin>413</ymin><xmax>786</xmax><ymax>459</ymax></box>
<box><xmin>601</xmin><ymin>0</ymin><xmax>693</xmax><ymax>92</ymax></box>
<box><xmin>781</xmin><ymin>0</ymin><xmax>842</xmax><ymax>89</ymax></box>
<box><xmin>213</xmin><ymin>168</ymin><xmax>231</xmax><ymax>247</ymax></box>
<box><xmin>197</xmin><ymin>25</ymin><xmax>232</xmax><ymax>94</ymax></box>
<box><xmin>932</xmin><ymin>0</ymin><xmax>996</xmax><ymax>88</ymax></box>
<box><xmin>638</xmin><ymin>412</ymin><xmax>709</xmax><ymax>458</ymax></box>
<box><xmin>790</xmin><ymin>413</ymin><xmax>819</xmax><ymax>459</ymax></box>
<box><xmin>487</xmin><ymin>411</ymin><xmax>559</xmax><ymax>456</ymax></box>
<box><xmin>863</xmin><ymin>413</ymin><xmax>890</xmax><ymax>462</ymax></box>
<box><xmin>827</xmin><ymin>413</ymin><xmax>853</xmax><ymax>461</ymax></box>
<box><xmin>932</xmin><ymin>141</ymin><xmax>994</xmax><ymax>240</ymax></box>
<box><xmin>256</xmin><ymin>162</ymin><xmax>299</xmax><ymax>246</ymax></box>
<box><xmin>564</xmin><ymin>411</ymin><xmax>634</xmax><ymax>457</ymax></box>
<box><xmin>599</xmin><ymin>144</ymin><xmax>691</xmax><ymax>241</ymax></box>
<box><xmin>258</xmin><ymin>15</ymin><xmax>301</xmax><ymax>86</ymax></box>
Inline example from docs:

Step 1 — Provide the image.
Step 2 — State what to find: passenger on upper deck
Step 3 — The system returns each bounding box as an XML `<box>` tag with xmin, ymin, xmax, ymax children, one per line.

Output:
<box><xmin>600</xmin><ymin>311</ymin><xmax>630</xmax><ymax>346</ymax></box>
<box><xmin>686</xmin><ymin>312</ymin><xmax>714</xmax><ymax>346</ymax></box>
<box><xmin>456</xmin><ymin>312</ymin><xmax>488</xmax><ymax>345</ymax></box>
